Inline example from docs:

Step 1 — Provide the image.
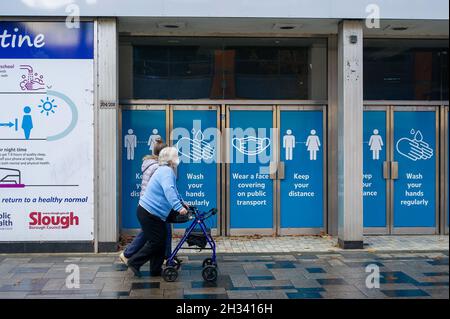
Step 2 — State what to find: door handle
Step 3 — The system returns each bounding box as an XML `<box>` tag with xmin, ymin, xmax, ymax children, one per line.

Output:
<box><xmin>391</xmin><ymin>161</ymin><xmax>399</xmax><ymax>180</ymax></box>
<box><xmin>383</xmin><ymin>161</ymin><xmax>390</xmax><ymax>180</ymax></box>
<box><xmin>278</xmin><ymin>162</ymin><xmax>285</xmax><ymax>180</ymax></box>
<box><xmin>269</xmin><ymin>162</ymin><xmax>278</xmax><ymax>180</ymax></box>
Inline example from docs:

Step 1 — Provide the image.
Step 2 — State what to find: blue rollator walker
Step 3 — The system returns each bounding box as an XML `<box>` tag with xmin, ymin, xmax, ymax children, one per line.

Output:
<box><xmin>163</xmin><ymin>206</ymin><xmax>218</xmax><ymax>283</ymax></box>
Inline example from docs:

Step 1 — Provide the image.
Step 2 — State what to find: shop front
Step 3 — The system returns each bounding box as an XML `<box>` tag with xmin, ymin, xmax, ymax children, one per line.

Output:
<box><xmin>0</xmin><ymin>0</ymin><xmax>448</xmax><ymax>252</ymax></box>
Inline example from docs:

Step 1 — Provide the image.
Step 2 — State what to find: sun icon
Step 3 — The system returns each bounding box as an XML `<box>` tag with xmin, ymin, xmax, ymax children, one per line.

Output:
<box><xmin>38</xmin><ymin>97</ymin><xmax>58</xmax><ymax>116</ymax></box>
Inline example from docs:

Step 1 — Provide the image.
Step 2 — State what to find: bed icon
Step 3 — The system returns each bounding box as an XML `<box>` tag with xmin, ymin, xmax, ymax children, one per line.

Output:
<box><xmin>0</xmin><ymin>168</ymin><xmax>25</xmax><ymax>188</ymax></box>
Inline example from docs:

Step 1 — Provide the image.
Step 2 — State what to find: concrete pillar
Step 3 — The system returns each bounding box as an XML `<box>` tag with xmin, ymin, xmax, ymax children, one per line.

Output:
<box><xmin>95</xmin><ymin>18</ymin><xmax>119</xmax><ymax>252</ymax></box>
<box><xmin>337</xmin><ymin>20</ymin><xmax>364</xmax><ymax>249</ymax></box>
<box><xmin>327</xmin><ymin>35</ymin><xmax>339</xmax><ymax>236</ymax></box>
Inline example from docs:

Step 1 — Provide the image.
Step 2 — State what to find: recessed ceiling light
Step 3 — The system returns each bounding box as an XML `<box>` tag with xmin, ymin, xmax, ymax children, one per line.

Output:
<box><xmin>273</xmin><ymin>23</ymin><xmax>303</xmax><ymax>31</ymax></box>
<box><xmin>391</xmin><ymin>26</ymin><xmax>409</xmax><ymax>31</ymax></box>
<box><xmin>157</xmin><ymin>22</ymin><xmax>187</xmax><ymax>30</ymax></box>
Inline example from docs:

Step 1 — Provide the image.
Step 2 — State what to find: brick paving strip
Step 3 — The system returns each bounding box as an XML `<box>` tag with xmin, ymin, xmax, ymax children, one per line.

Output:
<box><xmin>0</xmin><ymin>235</ymin><xmax>448</xmax><ymax>299</ymax></box>
<box><xmin>172</xmin><ymin>235</ymin><xmax>449</xmax><ymax>253</ymax></box>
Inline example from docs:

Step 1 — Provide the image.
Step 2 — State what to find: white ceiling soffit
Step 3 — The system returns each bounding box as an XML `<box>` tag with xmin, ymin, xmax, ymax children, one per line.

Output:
<box><xmin>1</xmin><ymin>0</ymin><xmax>448</xmax><ymax>20</ymax></box>
<box><xmin>118</xmin><ymin>17</ymin><xmax>449</xmax><ymax>37</ymax></box>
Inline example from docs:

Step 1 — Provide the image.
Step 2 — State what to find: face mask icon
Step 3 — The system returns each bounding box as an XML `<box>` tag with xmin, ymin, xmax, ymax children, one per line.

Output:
<box><xmin>232</xmin><ymin>136</ymin><xmax>271</xmax><ymax>156</ymax></box>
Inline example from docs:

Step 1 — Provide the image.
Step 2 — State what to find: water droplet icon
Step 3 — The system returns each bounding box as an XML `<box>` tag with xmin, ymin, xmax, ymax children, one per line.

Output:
<box><xmin>414</xmin><ymin>130</ymin><xmax>423</xmax><ymax>142</ymax></box>
<box><xmin>195</xmin><ymin>130</ymin><xmax>204</xmax><ymax>141</ymax></box>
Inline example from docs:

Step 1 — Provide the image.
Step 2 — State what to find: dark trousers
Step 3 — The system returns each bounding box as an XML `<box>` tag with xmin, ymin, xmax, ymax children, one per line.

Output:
<box><xmin>124</xmin><ymin>224</ymin><xmax>172</xmax><ymax>259</ymax></box>
<box><xmin>127</xmin><ymin>205</ymin><xmax>167</xmax><ymax>274</ymax></box>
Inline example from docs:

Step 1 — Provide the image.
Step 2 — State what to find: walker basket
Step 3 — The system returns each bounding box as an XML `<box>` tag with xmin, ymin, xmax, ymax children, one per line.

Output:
<box><xmin>185</xmin><ymin>226</ymin><xmax>211</xmax><ymax>249</ymax></box>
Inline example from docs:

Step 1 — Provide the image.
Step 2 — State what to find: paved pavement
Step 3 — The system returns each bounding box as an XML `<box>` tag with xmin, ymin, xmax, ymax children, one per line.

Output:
<box><xmin>0</xmin><ymin>250</ymin><xmax>448</xmax><ymax>299</ymax></box>
<box><xmin>173</xmin><ymin>235</ymin><xmax>449</xmax><ymax>253</ymax></box>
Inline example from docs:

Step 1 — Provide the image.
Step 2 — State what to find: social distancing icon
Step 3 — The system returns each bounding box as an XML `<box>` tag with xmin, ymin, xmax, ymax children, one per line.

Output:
<box><xmin>282</xmin><ymin>129</ymin><xmax>321</xmax><ymax>161</ymax></box>
<box><xmin>368</xmin><ymin>129</ymin><xmax>383</xmax><ymax>160</ymax></box>
<box><xmin>147</xmin><ymin>128</ymin><xmax>161</xmax><ymax>155</ymax></box>
<box><xmin>306</xmin><ymin>130</ymin><xmax>321</xmax><ymax>161</ymax></box>
<box><xmin>124</xmin><ymin>129</ymin><xmax>137</xmax><ymax>161</ymax></box>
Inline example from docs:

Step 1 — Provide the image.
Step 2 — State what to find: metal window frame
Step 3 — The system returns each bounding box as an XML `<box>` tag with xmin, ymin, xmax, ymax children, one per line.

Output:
<box><xmin>444</xmin><ymin>105</ymin><xmax>450</xmax><ymax>235</ymax></box>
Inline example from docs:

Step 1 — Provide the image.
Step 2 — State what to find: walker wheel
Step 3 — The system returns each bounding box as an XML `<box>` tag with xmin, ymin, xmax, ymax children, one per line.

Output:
<box><xmin>202</xmin><ymin>265</ymin><xmax>218</xmax><ymax>282</ymax></box>
<box><xmin>166</xmin><ymin>258</ymin><xmax>182</xmax><ymax>270</ymax></box>
<box><xmin>162</xmin><ymin>266</ymin><xmax>178</xmax><ymax>282</ymax></box>
<box><xmin>202</xmin><ymin>258</ymin><xmax>215</xmax><ymax>268</ymax></box>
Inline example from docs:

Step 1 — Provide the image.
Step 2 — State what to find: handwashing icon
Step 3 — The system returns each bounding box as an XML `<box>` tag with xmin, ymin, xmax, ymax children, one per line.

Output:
<box><xmin>19</xmin><ymin>65</ymin><xmax>45</xmax><ymax>91</ymax></box>
<box><xmin>176</xmin><ymin>130</ymin><xmax>215</xmax><ymax>161</ymax></box>
<box><xmin>396</xmin><ymin>129</ymin><xmax>433</xmax><ymax>161</ymax></box>
<box><xmin>232</xmin><ymin>136</ymin><xmax>271</xmax><ymax>156</ymax></box>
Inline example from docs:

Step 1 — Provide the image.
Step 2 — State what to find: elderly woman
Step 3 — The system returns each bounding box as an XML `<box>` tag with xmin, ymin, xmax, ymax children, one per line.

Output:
<box><xmin>127</xmin><ymin>147</ymin><xmax>187</xmax><ymax>277</ymax></box>
<box><xmin>120</xmin><ymin>138</ymin><xmax>169</xmax><ymax>265</ymax></box>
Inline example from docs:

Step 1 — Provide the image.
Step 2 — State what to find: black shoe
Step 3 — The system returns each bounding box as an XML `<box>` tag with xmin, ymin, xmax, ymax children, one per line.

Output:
<box><xmin>150</xmin><ymin>269</ymin><xmax>162</xmax><ymax>277</ymax></box>
<box><xmin>174</xmin><ymin>256</ymin><xmax>183</xmax><ymax>265</ymax></box>
<box><xmin>128</xmin><ymin>264</ymin><xmax>142</xmax><ymax>277</ymax></box>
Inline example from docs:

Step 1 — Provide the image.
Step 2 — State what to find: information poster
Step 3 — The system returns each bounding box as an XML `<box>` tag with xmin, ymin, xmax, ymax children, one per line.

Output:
<box><xmin>393</xmin><ymin>111</ymin><xmax>436</xmax><ymax>228</ymax></box>
<box><xmin>363</xmin><ymin>111</ymin><xmax>387</xmax><ymax>228</ymax></box>
<box><xmin>0</xmin><ymin>22</ymin><xmax>94</xmax><ymax>241</ymax></box>
<box><xmin>172</xmin><ymin>110</ymin><xmax>218</xmax><ymax>229</ymax></box>
<box><xmin>229</xmin><ymin>111</ymin><xmax>274</xmax><ymax>229</ymax></box>
<box><xmin>121</xmin><ymin>110</ymin><xmax>166</xmax><ymax>229</ymax></box>
<box><xmin>280</xmin><ymin>111</ymin><xmax>323</xmax><ymax>229</ymax></box>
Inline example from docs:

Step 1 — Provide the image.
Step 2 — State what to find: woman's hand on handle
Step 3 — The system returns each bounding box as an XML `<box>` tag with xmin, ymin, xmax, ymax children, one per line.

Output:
<box><xmin>179</xmin><ymin>207</ymin><xmax>188</xmax><ymax>215</ymax></box>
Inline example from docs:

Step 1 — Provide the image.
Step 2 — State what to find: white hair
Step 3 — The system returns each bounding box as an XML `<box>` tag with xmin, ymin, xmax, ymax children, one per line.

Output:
<box><xmin>158</xmin><ymin>146</ymin><xmax>179</xmax><ymax>166</ymax></box>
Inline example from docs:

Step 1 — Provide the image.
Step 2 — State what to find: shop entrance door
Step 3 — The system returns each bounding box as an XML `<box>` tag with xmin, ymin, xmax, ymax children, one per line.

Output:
<box><xmin>170</xmin><ymin>105</ymin><xmax>221</xmax><ymax>234</ymax></box>
<box><xmin>363</xmin><ymin>106</ymin><xmax>439</xmax><ymax>234</ymax></box>
<box><xmin>226</xmin><ymin>106</ymin><xmax>276</xmax><ymax>235</ymax></box>
<box><xmin>120</xmin><ymin>106</ymin><xmax>169</xmax><ymax>233</ymax></box>
<box><xmin>226</xmin><ymin>105</ymin><xmax>326</xmax><ymax>235</ymax></box>
<box><xmin>277</xmin><ymin>106</ymin><xmax>326</xmax><ymax>235</ymax></box>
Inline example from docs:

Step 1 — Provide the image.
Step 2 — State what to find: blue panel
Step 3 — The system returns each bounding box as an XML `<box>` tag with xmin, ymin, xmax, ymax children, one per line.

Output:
<box><xmin>280</xmin><ymin>111</ymin><xmax>323</xmax><ymax>228</ymax></box>
<box><xmin>121</xmin><ymin>110</ymin><xmax>166</xmax><ymax>229</ymax></box>
<box><xmin>0</xmin><ymin>22</ymin><xmax>94</xmax><ymax>59</ymax></box>
<box><xmin>363</xmin><ymin>111</ymin><xmax>387</xmax><ymax>227</ymax></box>
<box><xmin>394</xmin><ymin>111</ymin><xmax>436</xmax><ymax>228</ymax></box>
<box><xmin>229</xmin><ymin>111</ymin><xmax>274</xmax><ymax>229</ymax></box>
<box><xmin>172</xmin><ymin>110</ymin><xmax>218</xmax><ymax>229</ymax></box>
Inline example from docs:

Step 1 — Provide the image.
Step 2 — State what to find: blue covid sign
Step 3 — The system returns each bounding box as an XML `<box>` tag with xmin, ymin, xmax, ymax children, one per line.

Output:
<box><xmin>280</xmin><ymin>111</ymin><xmax>324</xmax><ymax>228</ymax></box>
<box><xmin>121</xmin><ymin>110</ymin><xmax>166</xmax><ymax>229</ymax></box>
<box><xmin>394</xmin><ymin>111</ymin><xmax>436</xmax><ymax>228</ymax></box>
<box><xmin>229</xmin><ymin>110</ymin><xmax>274</xmax><ymax>229</ymax></box>
<box><xmin>172</xmin><ymin>110</ymin><xmax>218</xmax><ymax>229</ymax></box>
<box><xmin>363</xmin><ymin>111</ymin><xmax>387</xmax><ymax>227</ymax></box>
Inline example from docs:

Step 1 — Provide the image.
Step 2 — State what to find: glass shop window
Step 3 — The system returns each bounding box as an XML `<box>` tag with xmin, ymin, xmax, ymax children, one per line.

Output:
<box><xmin>364</xmin><ymin>39</ymin><xmax>449</xmax><ymax>101</ymax></box>
<box><xmin>131</xmin><ymin>38</ymin><xmax>327</xmax><ymax>100</ymax></box>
